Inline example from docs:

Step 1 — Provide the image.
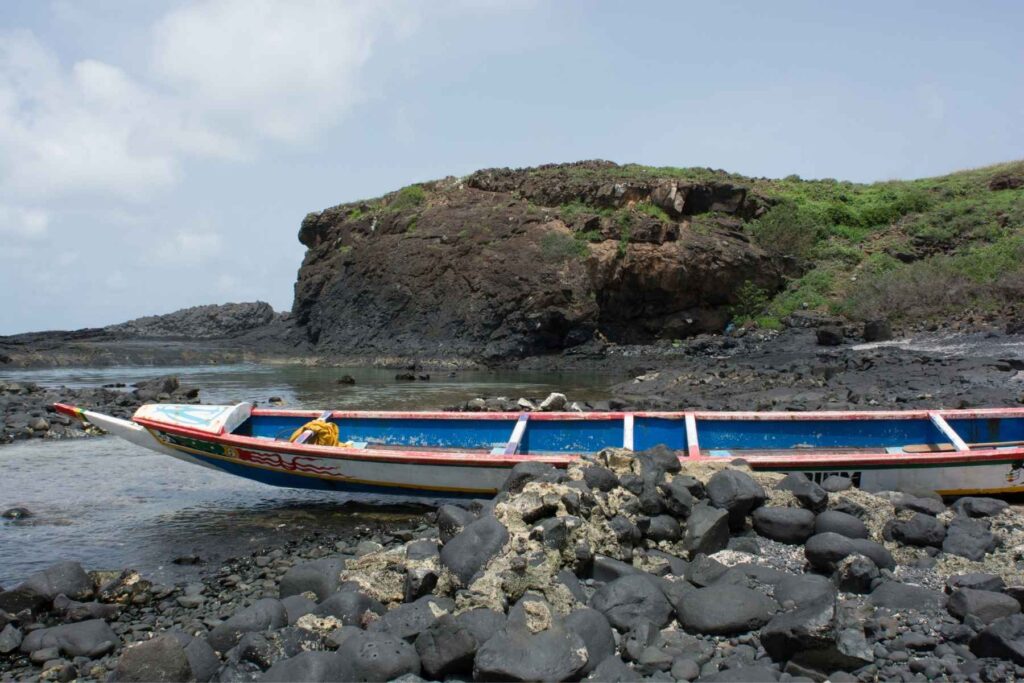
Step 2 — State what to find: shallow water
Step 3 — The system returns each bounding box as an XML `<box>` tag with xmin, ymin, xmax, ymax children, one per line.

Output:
<box><xmin>0</xmin><ymin>363</ymin><xmax>614</xmax><ymax>586</ymax></box>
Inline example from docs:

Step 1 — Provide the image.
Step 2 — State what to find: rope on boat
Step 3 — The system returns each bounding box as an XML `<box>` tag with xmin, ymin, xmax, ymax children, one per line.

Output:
<box><xmin>288</xmin><ymin>419</ymin><xmax>344</xmax><ymax>447</ymax></box>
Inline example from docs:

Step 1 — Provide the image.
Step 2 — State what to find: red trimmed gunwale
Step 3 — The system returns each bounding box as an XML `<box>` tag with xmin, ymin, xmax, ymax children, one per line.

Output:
<box><xmin>129</xmin><ymin>407</ymin><xmax>1024</xmax><ymax>471</ymax></box>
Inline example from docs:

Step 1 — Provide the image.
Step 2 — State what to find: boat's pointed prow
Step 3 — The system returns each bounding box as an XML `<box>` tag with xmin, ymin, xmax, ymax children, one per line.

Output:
<box><xmin>53</xmin><ymin>402</ymin><xmax>182</xmax><ymax>457</ymax></box>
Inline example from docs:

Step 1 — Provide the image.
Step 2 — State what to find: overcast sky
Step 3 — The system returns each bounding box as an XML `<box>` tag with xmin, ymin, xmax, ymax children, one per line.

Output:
<box><xmin>1</xmin><ymin>0</ymin><xmax>1021</xmax><ymax>334</ymax></box>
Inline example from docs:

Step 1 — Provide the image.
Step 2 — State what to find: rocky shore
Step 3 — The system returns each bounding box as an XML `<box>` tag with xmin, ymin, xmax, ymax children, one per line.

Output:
<box><xmin>0</xmin><ymin>376</ymin><xmax>200</xmax><ymax>445</ymax></box>
<box><xmin>4</xmin><ymin>451</ymin><xmax>1024</xmax><ymax>681</ymax></box>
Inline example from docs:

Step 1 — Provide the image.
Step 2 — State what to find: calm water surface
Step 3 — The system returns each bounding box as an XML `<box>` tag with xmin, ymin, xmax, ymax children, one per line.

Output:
<box><xmin>0</xmin><ymin>364</ymin><xmax>614</xmax><ymax>586</ymax></box>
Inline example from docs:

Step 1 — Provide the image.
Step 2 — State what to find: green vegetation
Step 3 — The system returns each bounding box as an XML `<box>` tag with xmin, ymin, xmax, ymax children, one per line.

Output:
<box><xmin>635</xmin><ymin>201</ymin><xmax>672</xmax><ymax>223</ymax></box>
<box><xmin>540</xmin><ymin>232</ymin><xmax>588</xmax><ymax>262</ymax></box>
<box><xmin>730</xmin><ymin>280</ymin><xmax>770</xmax><ymax>321</ymax></box>
<box><xmin>750</xmin><ymin>202</ymin><xmax>820</xmax><ymax>259</ymax></box>
<box><xmin>390</xmin><ymin>184</ymin><xmax>427</xmax><ymax>211</ymax></box>
<box><xmin>338</xmin><ymin>244</ymin><xmax>352</xmax><ymax>255</ymax></box>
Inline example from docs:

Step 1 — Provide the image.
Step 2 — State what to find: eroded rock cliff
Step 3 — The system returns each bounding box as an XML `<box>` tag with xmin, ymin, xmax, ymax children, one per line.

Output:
<box><xmin>293</xmin><ymin>161</ymin><xmax>792</xmax><ymax>360</ymax></box>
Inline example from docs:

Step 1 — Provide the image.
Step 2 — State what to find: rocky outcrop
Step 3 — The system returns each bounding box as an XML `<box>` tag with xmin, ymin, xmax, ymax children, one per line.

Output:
<box><xmin>104</xmin><ymin>302</ymin><xmax>278</xmax><ymax>339</ymax></box>
<box><xmin>292</xmin><ymin>161</ymin><xmax>791</xmax><ymax>360</ymax></box>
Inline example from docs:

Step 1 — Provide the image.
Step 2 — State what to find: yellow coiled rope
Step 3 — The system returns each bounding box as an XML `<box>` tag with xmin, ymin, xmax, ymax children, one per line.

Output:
<box><xmin>288</xmin><ymin>419</ymin><xmax>341</xmax><ymax>447</ymax></box>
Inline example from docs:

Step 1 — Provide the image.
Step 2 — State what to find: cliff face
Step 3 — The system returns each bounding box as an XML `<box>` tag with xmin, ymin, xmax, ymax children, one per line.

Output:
<box><xmin>293</xmin><ymin>161</ymin><xmax>791</xmax><ymax>360</ymax></box>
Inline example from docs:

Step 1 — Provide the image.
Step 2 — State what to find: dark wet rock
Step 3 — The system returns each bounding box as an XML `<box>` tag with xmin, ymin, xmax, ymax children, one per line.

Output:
<box><xmin>863</xmin><ymin>319</ymin><xmax>893</xmax><ymax>342</ymax></box>
<box><xmin>584</xmin><ymin>655</ymin><xmax>636</xmax><ymax>682</ymax></box>
<box><xmin>948</xmin><ymin>588</ymin><xmax>1021</xmax><ymax>624</ymax></box>
<box><xmin>555</xmin><ymin>568</ymin><xmax>588</xmax><ymax>603</ymax></box>
<box><xmin>647</xmin><ymin>549</ymin><xmax>688</xmax><ymax>576</ymax></box>
<box><xmin>643</xmin><ymin>514</ymin><xmax>682</xmax><ymax>542</ymax></box>
<box><xmin>820</xmin><ymin>475</ymin><xmax>852</xmax><ymax>492</ymax></box>
<box><xmin>582</xmin><ymin>465</ymin><xmax>618</xmax><ymax>492</ymax></box>
<box><xmin>590</xmin><ymin>575</ymin><xmax>673</xmax><ymax>631</ymax></box>
<box><xmin>676</xmin><ymin>583</ymin><xmax>776</xmax><ymax>635</ymax></box>
<box><xmin>501</xmin><ymin>461</ymin><xmax>564</xmax><ymax>494</ymax></box>
<box><xmin>405</xmin><ymin>539</ymin><xmax>439</xmax><ymax>561</ymax></box>
<box><xmin>207</xmin><ymin>598</ymin><xmax>287</xmax><ymax>653</ymax></box>
<box><xmin>685</xmin><ymin>555</ymin><xmax>728</xmax><ymax>587</ymax></box>
<box><xmin>440</xmin><ymin>515</ymin><xmax>509</xmax><ymax>585</ymax></box>
<box><xmin>816</xmin><ymin>326</ymin><xmax>844</xmax><ymax>346</ymax></box>
<box><xmin>590</xmin><ymin>555</ymin><xmax>643</xmax><ymax>583</ymax></box>
<box><xmin>706</xmin><ymin>469</ymin><xmax>766</xmax><ymax>530</ymax></box>
<box><xmin>947</xmin><ymin>572</ymin><xmax>1007</xmax><ymax>594</ymax></box>
<box><xmin>804</xmin><ymin>532</ymin><xmax>894</xmax><ymax>571</ymax></box>
<box><xmin>813</xmin><ymin>510</ymin><xmax>868</xmax><ymax>539</ymax></box>
<box><xmin>834</xmin><ymin>554</ymin><xmax>879</xmax><ymax>594</ymax></box>
<box><xmin>260</xmin><ymin>651</ymin><xmax>348</xmax><ymax>682</ymax></box>
<box><xmin>943</xmin><ymin>515</ymin><xmax>997</xmax><ymax>561</ymax></box>
<box><xmin>894</xmin><ymin>493</ymin><xmax>945</xmax><ymax>516</ymax></box>
<box><xmin>20</xmin><ymin>619</ymin><xmax>118</xmax><ymax>658</ymax></box>
<box><xmin>370</xmin><ymin>595</ymin><xmax>454</xmax><ymax>641</ymax></box>
<box><xmin>334</xmin><ymin>630</ymin><xmax>421</xmax><ymax>680</ymax></box>
<box><xmin>183</xmin><ymin>638</ymin><xmax>219</xmax><ymax>683</ymax></box>
<box><xmin>19</xmin><ymin>560</ymin><xmax>93</xmax><ymax>601</ymax></box>
<box><xmin>1</xmin><ymin>506</ymin><xmax>32</xmax><ymax>519</ymax></box>
<box><xmin>0</xmin><ymin>623</ymin><xmax>22</xmax><ymax>654</ymax></box>
<box><xmin>761</xmin><ymin>594</ymin><xmax>872</xmax><ymax>672</ymax></box>
<box><xmin>52</xmin><ymin>594</ymin><xmax>119</xmax><ymax>622</ymax></box>
<box><xmin>681</xmin><ymin>503</ymin><xmax>730</xmax><ymax>558</ymax></box>
<box><xmin>608</xmin><ymin>515</ymin><xmax>642</xmax><ymax>547</ymax></box>
<box><xmin>437</xmin><ymin>505</ymin><xmax>476</xmax><ymax>544</ymax></box>
<box><xmin>777</xmin><ymin>473</ymin><xmax>829</xmax><ymax>512</ymax></box>
<box><xmin>564</xmin><ymin>607</ymin><xmax>616</xmax><ymax>676</ymax></box>
<box><xmin>0</xmin><ymin>587</ymin><xmax>49</xmax><ymax>616</ymax></box>
<box><xmin>403</xmin><ymin>567</ymin><xmax>439</xmax><ymax>603</ymax></box>
<box><xmin>454</xmin><ymin>608</ymin><xmax>506</xmax><ymax>647</ymax></box>
<box><xmin>891</xmin><ymin>512</ymin><xmax>947</xmax><ymax>548</ymax></box>
<box><xmin>280</xmin><ymin>595</ymin><xmax>317</xmax><ymax>625</ymax></box>
<box><xmin>952</xmin><ymin>496</ymin><xmax>1009</xmax><ymax>518</ymax></box>
<box><xmin>109</xmin><ymin>634</ymin><xmax>191</xmax><ymax>682</ymax></box>
<box><xmin>473</xmin><ymin>619</ymin><xmax>588</xmax><ymax>681</ymax></box>
<box><xmin>773</xmin><ymin>574</ymin><xmax>835</xmax><ymax>609</ymax></box>
<box><xmin>660</xmin><ymin>476</ymin><xmax>695</xmax><ymax>517</ymax></box>
<box><xmin>414</xmin><ymin>614</ymin><xmax>476</xmax><ymax>678</ymax></box>
<box><xmin>869</xmin><ymin>581</ymin><xmax>948</xmax><ymax>611</ymax></box>
<box><xmin>314</xmin><ymin>589</ymin><xmax>385</xmax><ymax>627</ymax></box>
<box><xmin>752</xmin><ymin>506</ymin><xmax>816</xmax><ymax>544</ymax></box>
<box><xmin>278</xmin><ymin>557</ymin><xmax>346</xmax><ymax>601</ymax></box>
<box><xmin>970</xmin><ymin>613</ymin><xmax>1024</xmax><ymax>664</ymax></box>
<box><xmin>532</xmin><ymin>516</ymin><xmax>570</xmax><ymax>549</ymax></box>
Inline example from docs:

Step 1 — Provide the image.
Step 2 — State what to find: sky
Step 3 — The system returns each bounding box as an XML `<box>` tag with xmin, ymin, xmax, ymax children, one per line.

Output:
<box><xmin>0</xmin><ymin>0</ymin><xmax>1021</xmax><ymax>335</ymax></box>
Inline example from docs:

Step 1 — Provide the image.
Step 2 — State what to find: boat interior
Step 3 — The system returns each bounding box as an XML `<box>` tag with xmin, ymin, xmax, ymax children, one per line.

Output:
<box><xmin>231</xmin><ymin>411</ymin><xmax>1024</xmax><ymax>457</ymax></box>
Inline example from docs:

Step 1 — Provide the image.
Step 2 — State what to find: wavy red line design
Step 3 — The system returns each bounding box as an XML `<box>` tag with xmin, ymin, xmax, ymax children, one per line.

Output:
<box><xmin>238</xmin><ymin>450</ymin><xmax>339</xmax><ymax>475</ymax></box>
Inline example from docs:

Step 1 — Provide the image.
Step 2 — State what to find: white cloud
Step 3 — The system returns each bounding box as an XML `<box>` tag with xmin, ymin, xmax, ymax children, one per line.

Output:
<box><xmin>150</xmin><ymin>229</ymin><xmax>225</xmax><ymax>265</ymax></box>
<box><xmin>0</xmin><ymin>204</ymin><xmax>48</xmax><ymax>239</ymax></box>
<box><xmin>151</xmin><ymin>0</ymin><xmax>404</xmax><ymax>142</ymax></box>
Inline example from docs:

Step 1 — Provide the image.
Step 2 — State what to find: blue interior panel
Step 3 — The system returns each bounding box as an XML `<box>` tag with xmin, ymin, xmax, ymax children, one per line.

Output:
<box><xmin>696</xmin><ymin>418</ymin><xmax>947</xmax><ymax>450</ymax></box>
<box><xmin>946</xmin><ymin>417</ymin><xmax>1024</xmax><ymax>445</ymax></box>
<box><xmin>519</xmin><ymin>419</ymin><xmax>623</xmax><ymax>454</ymax></box>
<box><xmin>633</xmin><ymin>417</ymin><xmax>687</xmax><ymax>451</ymax></box>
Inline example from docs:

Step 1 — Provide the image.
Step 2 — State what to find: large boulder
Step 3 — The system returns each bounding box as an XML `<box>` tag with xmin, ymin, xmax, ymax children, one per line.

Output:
<box><xmin>334</xmin><ymin>630</ymin><xmax>421</xmax><ymax>681</ymax></box>
<box><xmin>414</xmin><ymin>615</ymin><xmax>477</xmax><ymax>679</ymax></box>
<box><xmin>760</xmin><ymin>594</ymin><xmax>872</xmax><ymax>672</ymax></box>
<box><xmin>109</xmin><ymin>634</ymin><xmax>192</xmax><ymax>682</ymax></box>
<box><xmin>773</xmin><ymin>574</ymin><xmax>835</xmax><ymax>610</ymax></box>
<box><xmin>675</xmin><ymin>584</ymin><xmax>776</xmax><ymax>635</ymax></box>
<box><xmin>501</xmin><ymin>461</ymin><xmax>563</xmax><ymax>493</ymax></box>
<box><xmin>437</xmin><ymin>505</ymin><xmax>477</xmax><ymax>543</ymax></box>
<box><xmin>440</xmin><ymin>515</ymin><xmax>509</xmax><ymax>585</ymax></box>
<box><xmin>890</xmin><ymin>513</ymin><xmax>946</xmax><ymax>548</ymax></box>
<box><xmin>868</xmin><ymin>582</ymin><xmax>947</xmax><ymax>611</ymax></box>
<box><xmin>369</xmin><ymin>595</ymin><xmax>454</xmax><ymax>641</ymax></box>
<box><xmin>804</xmin><ymin>533</ymin><xmax>894</xmax><ymax>572</ymax></box>
<box><xmin>752</xmin><ymin>506</ymin><xmax>816</xmax><ymax>544</ymax></box>
<box><xmin>706</xmin><ymin>469</ymin><xmax>766</xmax><ymax>530</ymax></box>
<box><xmin>813</xmin><ymin>510</ymin><xmax>868</xmax><ymax>539</ymax></box>
<box><xmin>563</xmin><ymin>608</ymin><xmax>616</xmax><ymax>676</ymax></box>
<box><xmin>20</xmin><ymin>619</ymin><xmax>118</xmax><ymax>658</ymax></box>
<box><xmin>260</xmin><ymin>651</ymin><xmax>348</xmax><ymax>682</ymax></box>
<box><xmin>18</xmin><ymin>561</ymin><xmax>93</xmax><ymax>601</ymax></box>
<box><xmin>473</xmin><ymin>603</ymin><xmax>589</xmax><ymax>682</ymax></box>
<box><xmin>943</xmin><ymin>516</ymin><xmax>997</xmax><ymax>560</ymax></box>
<box><xmin>207</xmin><ymin>598</ymin><xmax>287</xmax><ymax>653</ymax></box>
<box><xmin>589</xmin><ymin>575</ymin><xmax>673</xmax><ymax>632</ymax></box>
<box><xmin>681</xmin><ymin>503</ymin><xmax>730</xmax><ymax>558</ymax></box>
<box><xmin>970</xmin><ymin>614</ymin><xmax>1024</xmax><ymax>664</ymax></box>
<box><xmin>948</xmin><ymin>588</ymin><xmax>1021</xmax><ymax>625</ymax></box>
<box><xmin>952</xmin><ymin>496</ymin><xmax>1008</xmax><ymax>518</ymax></box>
<box><xmin>278</xmin><ymin>557</ymin><xmax>347</xmax><ymax>601</ymax></box>
<box><xmin>314</xmin><ymin>589</ymin><xmax>385</xmax><ymax>626</ymax></box>
<box><xmin>776</xmin><ymin>473</ymin><xmax>828</xmax><ymax>512</ymax></box>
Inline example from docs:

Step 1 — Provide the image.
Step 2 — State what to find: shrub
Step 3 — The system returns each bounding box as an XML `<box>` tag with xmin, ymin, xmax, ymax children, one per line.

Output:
<box><xmin>540</xmin><ymin>231</ymin><xmax>587</xmax><ymax>262</ymax></box>
<box><xmin>390</xmin><ymin>184</ymin><xmax>426</xmax><ymax>211</ymax></box>
<box><xmin>635</xmin><ymin>202</ymin><xmax>672</xmax><ymax>223</ymax></box>
<box><xmin>844</xmin><ymin>258</ymin><xmax>976</xmax><ymax>320</ymax></box>
<box><xmin>750</xmin><ymin>202</ymin><xmax>820</xmax><ymax>259</ymax></box>
<box><xmin>731</xmin><ymin>280</ymin><xmax>770</xmax><ymax>320</ymax></box>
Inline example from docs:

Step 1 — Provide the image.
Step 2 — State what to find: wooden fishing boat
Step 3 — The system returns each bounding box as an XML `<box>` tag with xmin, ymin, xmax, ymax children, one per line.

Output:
<box><xmin>53</xmin><ymin>402</ymin><xmax>1024</xmax><ymax>498</ymax></box>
